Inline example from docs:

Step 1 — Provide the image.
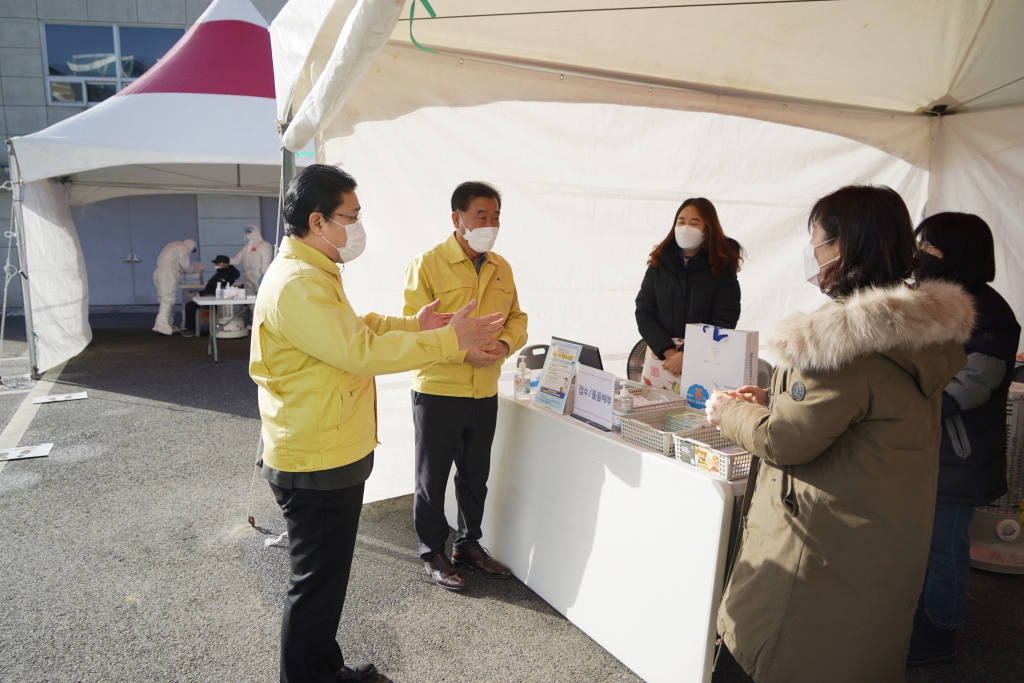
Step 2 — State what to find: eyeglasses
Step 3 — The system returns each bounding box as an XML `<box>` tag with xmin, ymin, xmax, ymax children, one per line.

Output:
<box><xmin>330</xmin><ymin>210</ymin><xmax>361</xmax><ymax>223</ymax></box>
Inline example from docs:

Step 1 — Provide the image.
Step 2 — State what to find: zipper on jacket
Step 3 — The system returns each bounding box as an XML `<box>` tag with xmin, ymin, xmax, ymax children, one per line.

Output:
<box><xmin>338</xmin><ymin>389</ymin><xmax>346</xmax><ymax>430</ymax></box>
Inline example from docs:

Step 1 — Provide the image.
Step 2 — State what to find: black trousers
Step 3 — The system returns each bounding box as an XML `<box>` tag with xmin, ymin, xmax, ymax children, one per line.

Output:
<box><xmin>412</xmin><ymin>391</ymin><xmax>498</xmax><ymax>561</ymax></box>
<box><xmin>270</xmin><ymin>481</ymin><xmax>365</xmax><ymax>683</ymax></box>
<box><xmin>183</xmin><ymin>300</ymin><xmax>200</xmax><ymax>331</ymax></box>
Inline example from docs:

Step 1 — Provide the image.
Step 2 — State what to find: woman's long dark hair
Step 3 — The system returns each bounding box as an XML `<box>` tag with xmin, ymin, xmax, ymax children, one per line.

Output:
<box><xmin>915</xmin><ymin>212</ymin><xmax>996</xmax><ymax>288</ymax></box>
<box><xmin>810</xmin><ymin>185</ymin><xmax>920</xmax><ymax>298</ymax></box>
<box><xmin>647</xmin><ymin>198</ymin><xmax>742</xmax><ymax>276</ymax></box>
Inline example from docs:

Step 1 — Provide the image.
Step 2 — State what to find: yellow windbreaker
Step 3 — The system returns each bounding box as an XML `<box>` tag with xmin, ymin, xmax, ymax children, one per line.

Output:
<box><xmin>250</xmin><ymin>237</ymin><xmax>460</xmax><ymax>473</ymax></box>
<box><xmin>404</xmin><ymin>233</ymin><xmax>528</xmax><ymax>398</ymax></box>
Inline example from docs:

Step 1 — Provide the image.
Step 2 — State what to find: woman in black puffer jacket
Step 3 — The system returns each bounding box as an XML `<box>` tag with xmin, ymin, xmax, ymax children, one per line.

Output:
<box><xmin>909</xmin><ymin>212</ymin><xmax>1021</xmax><ymax>667</ymax></box>
<box><xmin>635</xmin><ymin>198</ymin><xmax>742</xmax><ymax>387</ymax></box>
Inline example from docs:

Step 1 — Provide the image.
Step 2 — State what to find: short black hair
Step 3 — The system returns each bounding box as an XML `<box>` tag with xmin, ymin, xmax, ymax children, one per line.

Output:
<box><xmin>809</xmin><ymin>185</ymin><xmax>920</xmax><ymax>298</ymax></box>
<box><xmin>451</xmin><ymin>181</ymin><xmax>501</xmax><ymax>213</ymax></box>
<box><xmin>915</xmin><ymin>212</ymin><xmax>996</xmax><ymax>287</ymax></box>
<box><xmin>283</xmin><ymin>164</ymin><xmax>357</xmax><ymax>238</ymax></box>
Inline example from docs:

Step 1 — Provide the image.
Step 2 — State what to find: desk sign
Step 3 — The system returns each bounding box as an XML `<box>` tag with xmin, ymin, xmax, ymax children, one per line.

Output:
<box><xmin>572</xmin><ymin>364</ymin><xmax>616</xmax><ymax>430</ymax></box>
<box><xmin>534</xmin><ymin>340</ymin><xmax>582</xmax><ymax>414</ymax></box>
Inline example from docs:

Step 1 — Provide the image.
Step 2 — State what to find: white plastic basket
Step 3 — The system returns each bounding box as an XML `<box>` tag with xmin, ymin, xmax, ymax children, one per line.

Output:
<box><xmin>620</xmin><ymin>411</ymin><xmax>689</xmax><ymax>457</ymax></box>
<box><xmin>673</xmin><ymin>429</ymin><xmax>752</xmax><ymax>481</ymax></box>
<box><xmin>980</xmin><ymin>388</ymin><xmax>1024</xmax><ymax>515</ymax></box>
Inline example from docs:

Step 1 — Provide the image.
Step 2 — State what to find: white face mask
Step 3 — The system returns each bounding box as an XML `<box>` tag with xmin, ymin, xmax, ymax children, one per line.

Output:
<box><xmin>320</xmin><ymin>215</ymin><xmax>366</xmax><ymax>263</ymax></box>
<box><xmin>459</xmin><ymin>216</ymin><xmax>499</xmax><ymax>253</ymax></box>
<box><xmin>675</xmin><ymin>225</ymin><xmax>704</xmax><ymax>251</ymax></box>
<box><xmin>245</xmin><ymin>230</ymin><xmax>259</xmax><ymax>243</ymax></box>
<box><xmin>803</xmin><ymin>237</ymin><xmax>839</xmax><ymax>286</ymax></box>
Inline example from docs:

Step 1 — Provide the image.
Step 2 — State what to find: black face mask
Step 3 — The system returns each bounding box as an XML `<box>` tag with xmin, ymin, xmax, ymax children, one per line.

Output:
<box><xmin>917</xmin><ymin>252</ymin><xmax>945</xmax><ymax>281</ymax></box>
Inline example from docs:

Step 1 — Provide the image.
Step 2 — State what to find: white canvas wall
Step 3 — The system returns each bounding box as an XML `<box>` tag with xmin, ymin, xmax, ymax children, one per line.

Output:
<box><xmin>19</xmin><ymin>179</ymin><xmax>92</xmax><ymax>372</ymax></box>
<box><xmin>329</xmin><ymin>99</ymin><xmax>926</xmax><ymax>503</ymax></box>
<box><xmin>930</xmin><ymin>106</ymin><xmax>1024</xmax><ymax>325</ymax></box>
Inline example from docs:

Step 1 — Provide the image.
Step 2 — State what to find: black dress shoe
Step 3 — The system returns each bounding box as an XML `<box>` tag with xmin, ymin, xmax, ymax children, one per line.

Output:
<box><xmin>452</xmin><ymin>546</ymin><xmax>512</xmax><ymax>579</ymax></box>
<box><xmin>907</xmin><ymin>624</ymin><xmax>956</xmax><ymax>667</ymax></box>
<box><xmin>333</xmin><ymin>662</ymin><xmax>376</xmax><ymax>681</ymax></box>
<box><xmin>425</xmin><ymin>553</ymin><xmax>466</xmax><ymax>591</ymax></box>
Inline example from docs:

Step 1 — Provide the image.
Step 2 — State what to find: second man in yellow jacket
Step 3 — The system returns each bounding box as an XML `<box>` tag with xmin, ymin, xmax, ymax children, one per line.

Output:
<box><xmin>404</xmin><ymin>181</ymin><xmax>529</xmax><ymax>591</ymax></box>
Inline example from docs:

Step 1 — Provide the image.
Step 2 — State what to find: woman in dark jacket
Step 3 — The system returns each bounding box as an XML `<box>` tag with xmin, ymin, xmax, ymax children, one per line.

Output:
<box><xmin>635</xmin><ymin>198</ymin><xmax>742</xmax><ymax>382</ymax></box>
<box><xmin>910</xmin><ymin>212</ymin><xmax>1021</xmax><ymax>666</ymax></box>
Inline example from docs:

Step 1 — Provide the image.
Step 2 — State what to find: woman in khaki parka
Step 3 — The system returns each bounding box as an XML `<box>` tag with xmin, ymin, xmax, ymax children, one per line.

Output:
<box><xmin>706</xmin><ymin>186</ymin><xmax>974</xmax><ymax>683</ymax></box>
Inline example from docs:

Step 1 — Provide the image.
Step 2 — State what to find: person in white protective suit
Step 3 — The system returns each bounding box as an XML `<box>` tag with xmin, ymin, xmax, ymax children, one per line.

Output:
<box><xmin>152</xmin><ymin>238</ymin><xmax>197</xmax><ymax>335</ymax></box>
<box><xmin>232</xmin><ymin>225</ymin><xmax>274</xmax><ymax>296</ymax></box>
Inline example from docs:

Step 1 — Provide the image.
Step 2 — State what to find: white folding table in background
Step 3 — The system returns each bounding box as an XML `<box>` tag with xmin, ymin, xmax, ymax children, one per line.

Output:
<box><xmin>191</xmin><ymin>295</ymin><xmax>256</xmax><ymax>362</ymax></box>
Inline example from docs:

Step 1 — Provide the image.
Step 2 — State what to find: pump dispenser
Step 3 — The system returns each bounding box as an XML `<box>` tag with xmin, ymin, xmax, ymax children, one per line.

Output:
<box><xmin>515</xmin><ymin>358</ymin><xmax>531</xmax><ymax>398</ymax></box>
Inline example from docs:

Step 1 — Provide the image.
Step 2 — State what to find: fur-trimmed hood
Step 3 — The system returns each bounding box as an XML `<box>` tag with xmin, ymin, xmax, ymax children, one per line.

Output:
<box><xmin>770</xmin><ymin>280</ymin><xmax>975</xmax><ymax>378</ymax></box>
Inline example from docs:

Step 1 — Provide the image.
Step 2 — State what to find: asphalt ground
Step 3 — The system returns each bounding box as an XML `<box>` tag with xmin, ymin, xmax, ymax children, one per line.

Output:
<box><xmin>0</xmin><ymin>314</ymin><xmax>1021</xmax><ymax>683</ymax></box>
<box><xmin>0</xmin><ymin>314</ymin><xmax>639</xmax><ymax>683</ymax></box>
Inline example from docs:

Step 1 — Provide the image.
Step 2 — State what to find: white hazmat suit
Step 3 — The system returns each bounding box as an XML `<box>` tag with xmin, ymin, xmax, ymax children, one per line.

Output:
<box><xmin>232</xmin><ymin>226</ymin><xmax>273</xmax><ymax>296</ymax></box>
<box><xmin>152</xmin><ymin>238</ymin><xmax>197</xmax><ymax>335</ymax></box>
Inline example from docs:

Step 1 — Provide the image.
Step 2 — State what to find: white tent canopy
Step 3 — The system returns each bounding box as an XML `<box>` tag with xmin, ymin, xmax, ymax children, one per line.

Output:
<box><xmin>266</xmin><ymin>0</ymin><xmax>1024</xmax><ymax>552</ymax></box>
<box><xmin>12</xmin><ymin>0</ymin><xmax>306</xmax><ymax>207</ymax></box>
<box><xmin>269</xmin><ymin>0</ymin><xmax>1024</xmax><ymax>332</ymax></box>
<box><xmin>7</xmin><ymin>0</ymin><xmax>305</xmax><ymax>374</ymax></box>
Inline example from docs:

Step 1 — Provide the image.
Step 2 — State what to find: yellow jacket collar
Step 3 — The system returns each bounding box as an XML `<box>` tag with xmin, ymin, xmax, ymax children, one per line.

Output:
<box><xmin>444</xmin><ymin>232</ymin><xmax>475</xmax><ymax>265</ymax></box>
<box><xmin>280</xmin><ymin>236</ymin><xmax>340</xmax><ymax>276</ymax></box>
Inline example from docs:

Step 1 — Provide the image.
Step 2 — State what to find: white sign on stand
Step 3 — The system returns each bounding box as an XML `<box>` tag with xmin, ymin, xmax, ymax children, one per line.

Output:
<box><xmin>534</xmin><ymin>340</ymin><xmax>582</xmax><ymax>414</ymax></box>
<box><xmin>573</xmin><ymin>364</ymin><xmax>616</xmax><ymax>431</ymax></box>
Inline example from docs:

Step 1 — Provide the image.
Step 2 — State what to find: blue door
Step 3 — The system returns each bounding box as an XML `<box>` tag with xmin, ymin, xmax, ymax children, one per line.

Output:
<box><xmin>73</xmin><ymin>197</ymin><xmax>135</xmax><ymax>306</ymax></box>
<box><xmin>73</xmin><ymin>194</ymin><xmax>200</xmax><ymax>306</ymax></box>
<box><xmin>127</xmin><ymin>195</ymin><xmax>199</xmax><ymax>305</ymax></box>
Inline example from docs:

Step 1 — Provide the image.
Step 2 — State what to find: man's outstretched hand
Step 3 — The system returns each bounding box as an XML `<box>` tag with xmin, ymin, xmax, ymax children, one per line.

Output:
<box><xmin>451</xmin><ymin>300</ymin><xmax>504</xmax><ymax>351</ymax></box>
<box><xmin>417</xmin><ymin>299</ymin><xmax>454</xmax><ymax>332</ymax></box>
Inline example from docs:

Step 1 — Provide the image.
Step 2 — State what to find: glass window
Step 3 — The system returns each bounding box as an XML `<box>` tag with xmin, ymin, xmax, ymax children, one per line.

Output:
<box><xmin>49</xmin><ymin>81</ymin><xmax>84</xmax><ymax>103</ymax></box>
<box><xmin>45</xmin><ymin>24</ymin><xmax>116</xmax><ymax>77</ymax></box>
<box><xmin>85</xmin><ymin>82</ymin><xmax>117</xmax><ymax>103</ymax></box>
<box><xmin>117</xmin><ymin>27</ymin><xmax>185</xmax><ymax>78</ymax></box>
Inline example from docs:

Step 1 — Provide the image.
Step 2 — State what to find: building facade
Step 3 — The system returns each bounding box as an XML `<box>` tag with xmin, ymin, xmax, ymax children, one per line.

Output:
<box><xmin>0</xmin><ymin>0</ymin><xmax>288</xmax><ymax>312</ymax></box>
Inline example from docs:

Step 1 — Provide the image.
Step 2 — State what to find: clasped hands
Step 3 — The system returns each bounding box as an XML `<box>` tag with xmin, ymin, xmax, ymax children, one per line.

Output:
<box><xmin>704</xmin><ymin>385</ymin><xmax>767</xmax><ymax>426</ymax></box>
<box><xmin>417</xmin><ymin>299</ymin><xmax>507</xmax><ymax>367</ymax></box>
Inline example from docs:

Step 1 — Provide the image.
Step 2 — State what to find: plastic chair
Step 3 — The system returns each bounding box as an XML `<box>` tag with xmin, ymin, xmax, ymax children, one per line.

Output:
<box><xmin>517</xmin><ymin>344</ymin><xmax>549</xmax><ymax>370</ymax></box>
<box><xmin>1013</xmin><ymin>364</ymin><xmax>1024</xmax><ymax>384</ymax></box>
<box><xmin>627</xmin><ymin>339</ymin><xmax>648</xmax><ymax>382</ymax></box>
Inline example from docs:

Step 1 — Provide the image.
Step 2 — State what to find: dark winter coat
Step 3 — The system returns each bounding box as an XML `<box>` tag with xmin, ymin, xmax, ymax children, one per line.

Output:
<box><xmin>634</xmin><ymin>246</ymin><xmax>741</xmax><ymax>358</ymax></box>
<box><xmin>199</xmin><ymin>265</ymin><xmax>240</xmax><ymax>296</ymax></box>
<box><xmin>718</xmin><ymin>281</ymin><xmax>974</xmax><ymax>683</ymax></box>
<box><xmin>937</xmin><ymin>283</ymin><xmax>1020</xmax><ymax>506</ymax></box>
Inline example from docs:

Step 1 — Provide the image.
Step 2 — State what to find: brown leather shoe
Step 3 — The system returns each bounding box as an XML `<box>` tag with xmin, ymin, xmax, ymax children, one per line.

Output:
<box><xmin>452</xmin><ymin>546</ymin><xmax>512</xmax><ymax>579</ymax></box>
<box><xmin>425</xmin><ymin>553</ymin><xmax>466</xmax><ymax>591</ymax></box>
<box><xmin>333</xmin><ymin>662</ymin><xmax>376</xmax><ymax>682</ymax></box>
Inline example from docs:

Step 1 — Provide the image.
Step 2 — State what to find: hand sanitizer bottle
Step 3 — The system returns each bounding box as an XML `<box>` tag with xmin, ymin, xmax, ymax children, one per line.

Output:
<box><xmin>215</xmin><ymin>281</ymin><xmax>223</xmax><ymax>299</ymax></box>
<box><xmin>514</xmin><ymin>358</ymin><xmax>531</xmax><ymax>399</ymax></box>
<box><xmin>613</xmin><ymin>387</ymin><xmax>634</xmax><ymax>433</ymax></box>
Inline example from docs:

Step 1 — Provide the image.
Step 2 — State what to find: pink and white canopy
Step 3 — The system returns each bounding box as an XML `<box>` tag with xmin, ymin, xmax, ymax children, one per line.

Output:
<box><xmin>11</xmin><ymin>0</ymin><xmax>305</xmax><ymax>206</ymax></box>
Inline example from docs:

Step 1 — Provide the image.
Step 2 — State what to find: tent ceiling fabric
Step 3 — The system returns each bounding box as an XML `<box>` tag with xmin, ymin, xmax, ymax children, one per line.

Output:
<box><xmin>382</xmin><ymin>0</ymin><xmax>1024</xmax><ymax>115</ymax></box>
<box><xmin>272</xmin><ymin>0</ymin><xmax>1024</xmax><ymax>163</ymax></box>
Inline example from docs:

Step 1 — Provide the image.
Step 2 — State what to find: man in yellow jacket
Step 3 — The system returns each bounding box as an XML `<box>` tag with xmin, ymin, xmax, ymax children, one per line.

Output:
<box><xmin>250</xmin><ymin>165</ymin><xmax>503</xmax><ymax>683</ymax></box>
<box><xmin>404</xmin><ymin>181</ymin><xmax>528</xmax><ymax>591</ymax></box>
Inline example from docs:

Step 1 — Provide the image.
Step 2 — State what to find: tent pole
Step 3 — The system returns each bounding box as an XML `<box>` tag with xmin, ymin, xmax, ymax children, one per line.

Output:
<box><xmin>277</xmin><ymin>113</ymin><xmax>295</xmax><ymax>255</ymax></box>
<box><xmin>282</xmin><ymin>147</ymin><xmax>295</xmax><ymax>194</ymax></box>
<box><xmin>6</xmin><ymin>141</ymin><xmax>40</xmax><ymax>378</ymax></box>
